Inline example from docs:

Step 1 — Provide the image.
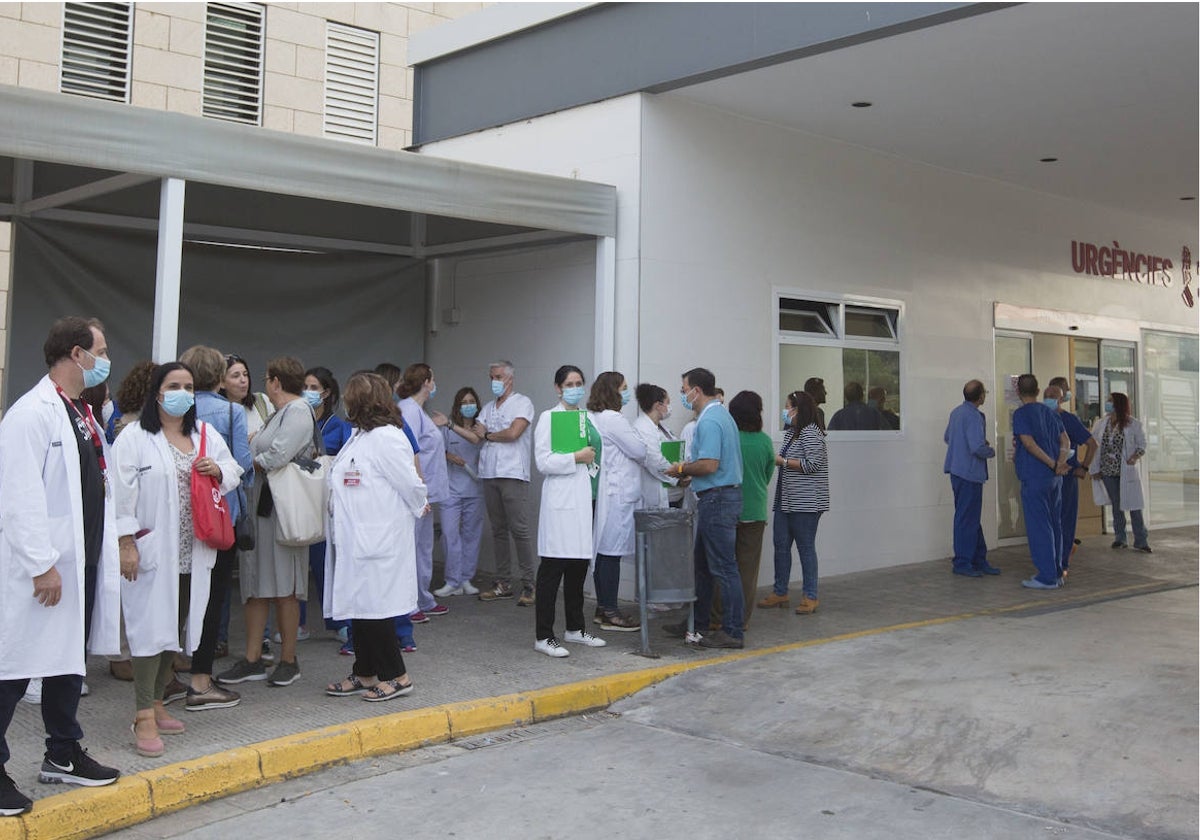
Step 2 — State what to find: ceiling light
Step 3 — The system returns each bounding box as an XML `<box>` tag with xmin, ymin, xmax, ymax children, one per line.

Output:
<box><xmin>851</xmin><ymin>101</ymin><xmax>872</xmax><ymax>108</ymax></box>
<box><xmin>1039</xmin><ymin>157</ymin><xmax>1058</xmax><ymax>163</ymax></box>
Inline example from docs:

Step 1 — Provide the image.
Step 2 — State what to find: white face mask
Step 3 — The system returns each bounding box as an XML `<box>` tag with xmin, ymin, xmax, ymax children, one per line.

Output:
<box><xmin>660</xmin><ymin>404</ymin><xmax>671</xmax><ymax>421</ymax></box>
<box><xmin>101</xmin><ymin>400</ymin><xmax>115</xmax><ymax>425</ymax></box>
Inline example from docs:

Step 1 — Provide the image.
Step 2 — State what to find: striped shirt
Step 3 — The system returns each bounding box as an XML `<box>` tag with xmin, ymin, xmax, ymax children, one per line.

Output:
<box><xmin>774</xmin><ymin>424</ymin><xmax>830</xmax><ymax>513</ymax></box>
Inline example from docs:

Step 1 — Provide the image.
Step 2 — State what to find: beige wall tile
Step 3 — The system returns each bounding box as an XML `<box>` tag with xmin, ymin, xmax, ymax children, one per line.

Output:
<box><xmin>20</xmin><ymin>1</ymin><xmax>60</xmax><ymax>26</ymax></box>
<box><xmin>0</xmin><ymin>18</ymin><xmax>60</xmax><ymax>63</ymax></box>
<box><xmin>406</xmin><ymin>9</ymin><xmax>440</xmax><ymax>35</ymax></box>
<box><xmin>132</xmin><ymin>45</ymin><xmax>202</xmax><ymax>91</ymax></box>
<box><xmin>0</xmin><ymin>5</ymin><xmax>22</xmax><ymax>20</ymax></box>
<box><xmin>140</xmin><ymin>3</ymin><xmax>204</xmax><ymax>23</ymax></box>
<box><xmin>131</xmin><ymin>80</ymin><xmax>168</xmax><ymax>110</ymax></box>
<box><xmin>0</xmin><ymin>55</ymin><xmax>18</xmax><ymax>85</ymax></box>
<box><xmin>378</xmin><ymin>93</ymin><xmax>412</xmax><ymax>131</ymax></box>
<box><xmin>352</xmin><ymin>2</ymin><xmax>382</xmax><ymax>32</ymax></box>
<box><xmin>264</xmin><ymin>37</ymin><xmax>297</xmax><ymax>75</ymax></box>
<box><xmin>379</xmin><ymin>3</ymin><xmax>408</xmax><ymax>35</ymax></box>
<box><xmin>264</xmin><ymin>5</ymin><xmax>326</xmax><ymax>49</ymax></box>
<box><xmin>379</xmin><ymin>61</ymin><xmax>407</xmax><ymax>99</ymax></box>
<box><xmin>263</xmin><ymin>104</ymin><xmax>295</xmax><ymax>132</ymax></box>
<box><xmin>292</xmin><ymin>109</ymin><xmax>324</xmax><ymax>138</ymax></box>
<box><xmin>134</xmin><ymin>9</ymin><xmax>171</xmax><ymax>49</ymax></box>
<box><xmin>17</xmin><ymin>58</ymin><xmax>57</xmax><ymax>92</ymax></box>
<box><xmin>265</xmin><ymin>71</ymin><xmax>322</xmax><ymax>111</ymax></box>
<box><xmin>304</xmin><ymin>3</ymin><xmax>354</xmax><ymax>25</ymax></box>
<box><xmin>434</xmin><ymin>3</ymin><xmax>483</xmax><ymax>20</ymax></box>
<box><xmin>0</xmin><ymin>221</ymin><xmax>11</xmax><ymax>252</ymax></box>
<box><xmin>294</xmin><ymin>44</ymin><xmax>323</xmax><ymax>81</ymax></box>
<box><xmin>169</xmin><ymin>16</ymin><xmax>204</xmax><ymax>57</ymax></box>
<box><xmin>404</xmin><ymin>2</ymin><xmax>434</xmax><ymax>13</ymax></box>
<box><xmin>166</xmin><ymin>86</ymin><xmax>201</xmax><ymax>116</ymax></box>
<box><xmin>0</xmin><ymin>253</ymin><xmax>9</xmax><ymax>296</ymax></box>
<box><xmin>379</xmin><ymin>32</ymin><xmax>406</xmax><ymax>69</ymax></box>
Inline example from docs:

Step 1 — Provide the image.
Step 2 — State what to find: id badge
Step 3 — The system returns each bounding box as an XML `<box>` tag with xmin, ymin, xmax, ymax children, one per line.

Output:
<box><xmin>343</xmin><ymin>469</ymin><xmax>362</xmax><ymax>487</ymax></box>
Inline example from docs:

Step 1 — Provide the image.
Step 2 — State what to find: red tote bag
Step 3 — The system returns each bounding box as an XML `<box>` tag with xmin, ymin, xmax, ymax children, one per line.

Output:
<box><xmin>192</xmin><ymin>424</ymin><xmax>235</xmax><ymax>550</ymax></box>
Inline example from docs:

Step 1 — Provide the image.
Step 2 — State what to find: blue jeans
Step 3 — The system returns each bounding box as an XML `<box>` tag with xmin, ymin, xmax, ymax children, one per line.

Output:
<box><xmin>692</xmin><ymin>486</ymin><xmax>744</xmax><ymax>639</ymax></box>
<box><xmin>1101</xmin><ymin>476</ymin><xmax>1149</xmax><ymax>548</ymax></box>
<box><xmin>950</xmin><ymin>475</ymin><xmax>987</xmax><ymax>572</ymax></box>
<box><xmin>772</xmin><ymin>510</ymin><xmax>822</xmax><ymax>599</ymax></box>
<box><xmin>593</xmin><ymin>554</ymin><xmax>622</xmax><ymax>612</ymax></box>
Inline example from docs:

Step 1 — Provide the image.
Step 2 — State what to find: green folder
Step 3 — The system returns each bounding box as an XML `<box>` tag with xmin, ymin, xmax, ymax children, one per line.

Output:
<box><xmin>660</xmin><ymin>440</ymin><xmax>683</xmax><ymax>487</ymax></box>
<box><xmin>551</xmin><ymin>410</ymin><xmax>589</xmax><ymax>454</ymax></box>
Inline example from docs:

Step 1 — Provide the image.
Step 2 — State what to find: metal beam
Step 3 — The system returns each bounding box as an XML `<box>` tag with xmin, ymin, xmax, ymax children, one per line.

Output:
<box><xmin>13</xmin><ymin>160</ymin><xmax>32</xmax><ymax>204</ymax></box>
<box><xmin>152</xmin><ymin>178</ymin><xmax>185</xmax><ymax>363</ymax></box>
<box><xmin>594</xmin><ymin>235</ymin><xmax>616</xmax><ymax>374</ymax></box>
<box><xmin>19</xmin><ymin>172</ymin><xmax>155</xmax><ymax>215</ymax></box>
<box><xmin>421</xmin><ymin>229</ymin><xmax>589</xmax><ymax>258</ymax></box>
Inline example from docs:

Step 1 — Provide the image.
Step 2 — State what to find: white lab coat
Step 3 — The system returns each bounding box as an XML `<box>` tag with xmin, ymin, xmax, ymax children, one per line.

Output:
<box><xmin>534</xmin><ymin>405</ymin><xmax>593</xmax><ymax>560</ymax></box>
<box><xmin>1088</xmin><ymin>415</ymin><xmax>1147</xmax><ymax>510</ymax></box>
<box><xmin>324</xmin><ymin>426</ymin><xmax>427</xmax><ymax>621</ymax></box>
<box><xmin>113</xmin><ymin>421</ymin><xmax>242</xmax><ymax>657</ymax></box>
<box><xmin>590</xmin><ymin>409</ymin><xmax>648</xmax><ymax>557</ymax></box>
<box><xmin>631</xmin><ymin>412</ymin><xmax>679</xmax><ymax>510</ymax></box>
<box><xmin>0</xmin><ymin>376</ymin><xmax>122</xmax><ymax>679</ymax></box>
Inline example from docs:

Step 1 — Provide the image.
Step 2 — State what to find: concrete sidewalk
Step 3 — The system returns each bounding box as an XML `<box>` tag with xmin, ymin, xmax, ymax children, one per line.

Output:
<box><xmin>2</xmin><ymin>527</ymin><xmax>1196</xmax><ymax>838</ymax></box>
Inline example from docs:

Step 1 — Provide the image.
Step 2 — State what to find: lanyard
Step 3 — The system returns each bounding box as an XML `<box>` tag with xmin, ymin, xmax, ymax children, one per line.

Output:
<box><xmin>55</xmin><ymin>384</ymin><xmax>108</xmax><ymax>485</ymax></box>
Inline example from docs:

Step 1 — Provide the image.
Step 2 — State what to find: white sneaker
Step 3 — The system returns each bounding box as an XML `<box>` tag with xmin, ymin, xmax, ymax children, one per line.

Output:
<box><xmin>81</xmin><ymin>681</ymin><xmax>90</xmax><ymax>697</ymax></box>
<box><xmin>433</xmin><ymin>583</ymin><xmax>464</xmax><ymax>597</ymax></box>
<box><xmin>22</xmin><ymin>679</ymin><xmax>42</xmax><ymax>705</ymax></box>
<box><xmin>533</xmin><ymin>638</ymin><xmax>570</xmax><ymax>658</ymax></box>
<box><xmin>563</xmin><ymin>630</ymin><xmax>607</xmax><ymax>647</ymax></box>
<box><xmin>461</xmin><ymin>581</ymin><xmax>480</xmax><ymax>596</ymax></box>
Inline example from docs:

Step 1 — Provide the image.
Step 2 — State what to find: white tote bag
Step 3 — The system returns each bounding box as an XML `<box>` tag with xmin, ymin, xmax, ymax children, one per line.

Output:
<box><xmin>267</xmin><ymin>419</ymin><xmax>332</xmax><ymax>547</ymax></box>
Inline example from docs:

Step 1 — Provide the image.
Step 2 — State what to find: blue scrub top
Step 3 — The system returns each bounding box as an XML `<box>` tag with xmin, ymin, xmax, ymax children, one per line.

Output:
<box><xmin>1012</xmin><ymin>402</ymin><xmax>1065</xmax><ymax>482</ymax></box>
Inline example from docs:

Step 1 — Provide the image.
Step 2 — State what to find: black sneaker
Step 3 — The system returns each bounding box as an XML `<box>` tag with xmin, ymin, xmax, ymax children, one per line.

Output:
<box><xmin>0</xmin><ymin>767</ymin><xmax>32</xmax><ymax>816</ymax></box>
<box><xmin>215</xmin><ymin>658</ymin><xmax>268</xmax><ymax>684</ymax></box>
<box><xmin>698</xmin><ymin>629</ymin><xmax>744</xmax><ymax>650</ymax></box>
<box><xmin>38</xmin><ymin>744</ymin><xmax>119</xmax><ymax>787</ymax></box>
<box><xmin>662</xmin><ymin>621</ymin><xmax>689</xmax><ymax>638</ymax></box>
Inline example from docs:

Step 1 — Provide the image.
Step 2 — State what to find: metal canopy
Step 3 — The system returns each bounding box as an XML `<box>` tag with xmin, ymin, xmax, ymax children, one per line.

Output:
<box><xmin>0</xmin><ymin>84</ymin><xmax>617</xmax><ymax>257</ymax></box>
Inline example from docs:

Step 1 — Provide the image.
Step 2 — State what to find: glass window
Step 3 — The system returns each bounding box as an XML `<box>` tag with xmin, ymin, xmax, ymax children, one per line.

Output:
<box><xmin>1143</xmin><ymin>331</ymin><xmax>1199</xmax><ymax>526</ymax></box>
<box><xmin>779</xmin><ymin>298</ymin><xmax>835</xmax><ymax>336</ymax></box>
<box><xmin>845</xmin><ymin>306</ymin><xmax>897</xmax><ymax>339</ymax></box>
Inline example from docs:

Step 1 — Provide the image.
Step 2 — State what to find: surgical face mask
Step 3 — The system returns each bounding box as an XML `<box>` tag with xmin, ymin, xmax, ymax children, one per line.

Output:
<box><xmin>79</xmin><ymin>350</ymin><xmax>110</xmax><ymax>389</ymax></box>
<box><xmin>1043</xmin><ymin>398</ymin><xmax>1060</xmax><ymax>410</ymax></box>
<box><xmin>1063</xmin><ymin>390</ymin><xmax>1072</xmax><ymax>403</ymax></box>
<box><xmin>782</xmin><ymin>409</ymin><xmax>792</xmax><ymax>428</ymax></box>
<box><xmin>101</xmin><ymin>400</ymin><xmax>115</xmax><ymax>425</ymax></box>
<box><xmin>428</xmin><ymin>382</ymin><xmax>437</xmax><ymax>398</ymax></box>
<box><xmin>161</xmin><ymin>390</ymin><xmax>194</xmax><ymax>417</ymax></box>
<box><xmin>491</xmin><ymin>379</ymin><xmax>505</xmax><ymax>397</ymax></box>
<box><xmin>620</xmin><ymin>387</ymin><xmax>631</xmax><ymax>407</ymax></box>
<box><xmin>561</xmin><ymin>386</ymin><xmax>585</xmax><ymax>406</ymax></box>
<box><xmin>1104</xmin><ymin>400</ymin><xmax>1114</xmax><ymax>414</ymax></box>
<box><xmin>302</xmin><ymin>390</ymin><xmax>323</xmax><ymax>409</ymax></box>
<box><xmin>679</xmin><ymin>389</ymin><xmax>694</xmax><ymax>412</ymax></box>
<box><xmin>660</xmin><ymin>405</ymin><xmax>672</xmax><ymax>421</ymax></box>
<box><xmin>460</xmin><ymin>403</ymin><xmax>478</xmax><ymax>419</ymax></box>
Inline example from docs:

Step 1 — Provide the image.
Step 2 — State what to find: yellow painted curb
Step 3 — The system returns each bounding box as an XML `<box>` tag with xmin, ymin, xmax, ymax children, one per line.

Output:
<box><xmin>15</xmin><ymin>581</ymin><xmax>1168</xmax><ymax>839</ymax></box>
<box><xmin>143</xmin><ymin>746</ymin><xmax>263</xmax><ymax>815</ymax></box>
<box><xmin>444</xmin><ymin>694</ymin><xmax>533</xmax><ymax>738</ymax></box>
<box><xmin>257</xmin><ymin>724</ymin><xmax>361</xmax><ymax>783</ymax></box>
<box><xmin>22</xmin><ymin>777</ymin><xmax>151</xmax><ymax>840</ymax></box>
<box><xmin>353</xmin><ymin>706</ymin><xmax>451</xmax><ymax>758</ymax></box>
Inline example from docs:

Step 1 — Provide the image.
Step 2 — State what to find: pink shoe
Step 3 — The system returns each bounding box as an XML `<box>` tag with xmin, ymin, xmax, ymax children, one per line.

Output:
<box><xmin>131</xmin><ymin>722</ymin><xmax>164</xmax><ymax>757</ymax></box>
<box><xmin>155</xmin><ymin>716</ymin><xmax>186</xmax><ymax>734</ymax></box>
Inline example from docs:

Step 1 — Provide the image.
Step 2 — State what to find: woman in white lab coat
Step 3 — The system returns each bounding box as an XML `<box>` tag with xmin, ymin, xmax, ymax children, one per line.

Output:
<box><xmin>113</xmin><ymin>362</ymin><xmax>241</xmax><ymax>757</ymax></box>
<box><xmin>632</xmin><ymin>383</ymin><xmax>682</xmax><ymax>510</ymax></box>
<box><xmin>531</xmin><ymin>365</ymin><xmax>605</xmax><ymax>657</ymax></box>
<box><xmin>323</xmin><ymin>373</ymin><xmax>428</xmax><ymax>702</ymax></box>
<box><xmin>1089</xmin><ymin>391</ymin><xmax>1151</xmax><ymax>552</ymax></box>
<box><xmin>589</xmin><ymin>371</ymin><xmax>648</xmax><ymax>632</ymax></box>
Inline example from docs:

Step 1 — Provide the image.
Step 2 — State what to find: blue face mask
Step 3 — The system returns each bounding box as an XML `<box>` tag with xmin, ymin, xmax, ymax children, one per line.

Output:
<box><xmin>782</xmin><ymin>409</ymin><xmax>792</xmax><ymax>428</ymax></box>
<box><xmin>491</xmin><ymin>379</ymin><xmax>505</xmax><ymax>397</ymax></box>
<box><xmin>460</xmin><ymin>403</ymin><xmax>478</xmax><ymax>419</ymax></box>
<box><xmin>679</xmin><ymin>390</ymin><xmax>694</xmax><ymax>412</ymax></box>
<box><xmin>1104</xmin><ymin>400</ymin><xmax>1114</xmax><ymax>414</ymax></box>
<box><xmin>620</xmin><ymin>387</ymin><xmax>631</xmax><ymax>407</ymax></box>
<box><xmin>161</xmin><ymin>390</ymin><xmax>194</xmax><ymax>417</ymax></box>
<box><xmin>428</xmin><ymin>383</ymin><xmax>437</xmax><ymax>398</ymax></box>
<box><xmin>79</xmin><ymin>350</ymin><xmax>111</xmax><ymax>389</ymax></box>
<box><xmin>302</xmin><ymin>390</ymin><xmax>322</xmax><ymax>409</ymax></box>
<box><xmin>561</xmin><ymin>386</ymin><xmax>585</xmax><ymax>406</ymax></box>
<box><xmin>1043</xmin><ymin>398</ymin><xmax>1060</xmax><ymax>410</ymax></box>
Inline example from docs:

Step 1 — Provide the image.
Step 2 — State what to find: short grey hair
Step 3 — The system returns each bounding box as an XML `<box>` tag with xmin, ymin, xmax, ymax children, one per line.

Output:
<box><xmin>488</xmin><ymin>360</ymin><xmax>515</xmax><ymax>377</ymax></box>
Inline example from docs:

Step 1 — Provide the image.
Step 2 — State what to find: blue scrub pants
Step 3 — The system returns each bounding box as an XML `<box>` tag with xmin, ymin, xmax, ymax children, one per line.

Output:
<box><xmin>1020</xmin><ymin>473</ymin><xmax>1063</xmax><ymax>584</ymax></box>
<box><xmin>1060</xmin><ymin>474</ymin><xmax>1079</xmax><ymax>570</ymax></box>
<box><xmin>950</xmin><ymin>475</ymin><xmax>988</xmax><ymax>572</ymax></box>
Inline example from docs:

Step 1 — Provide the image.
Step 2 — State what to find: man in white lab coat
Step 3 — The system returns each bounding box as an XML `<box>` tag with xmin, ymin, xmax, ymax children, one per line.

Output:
<box><xmin>0</xmin><ymin>317</ymin><xmax>122</xmax><ymax>817</ymax></box>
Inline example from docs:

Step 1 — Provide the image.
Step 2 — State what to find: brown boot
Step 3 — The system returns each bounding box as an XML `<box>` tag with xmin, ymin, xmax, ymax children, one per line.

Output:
<box><xmin>109</xmin><ymin>659</ymin><xmax>134</xmax><ymax>681</ymax></box>
<box><xmin>757</xmin><ymin>592</ymin><xmax>790</xmax><ymax>609</ymax></box>
<box><xmin>793</xmin><ymin>597</ymin><xmax>819</xmax><ymax>615</ymax></box>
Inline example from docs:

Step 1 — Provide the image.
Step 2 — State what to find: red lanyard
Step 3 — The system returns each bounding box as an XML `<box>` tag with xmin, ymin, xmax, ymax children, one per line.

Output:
<box><xmin>55</xmin><ymin>384</ymin><xmax>107</xmax><ymax>478</ymax></box>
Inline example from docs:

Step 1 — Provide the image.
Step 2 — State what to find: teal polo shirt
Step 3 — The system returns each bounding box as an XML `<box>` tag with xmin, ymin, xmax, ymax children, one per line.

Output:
<box><xmin>691</xmin><ymin>401</ymin><xmax>743</xmax><ymax>492</ymax></box>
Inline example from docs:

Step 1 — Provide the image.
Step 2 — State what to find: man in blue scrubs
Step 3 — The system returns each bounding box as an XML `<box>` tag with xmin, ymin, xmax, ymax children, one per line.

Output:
<box><xmin>1047</xmin><ymin>378</ymin><xmax>1096</xmax><ymax>580</ymax></box>
<box><xmin>943</xmin><ymin>379</ymin><xmax>998</xmax><ymax>577</ymax></box>
<box><xmin>665</xmin><ymin>367</ymin><xmax>744</xmax><ymax>649</ymax></box>
<box><xmin>1011</xmin><ymin>374</ymin><xmax>1070</xmax><ymax>589</ymax></box>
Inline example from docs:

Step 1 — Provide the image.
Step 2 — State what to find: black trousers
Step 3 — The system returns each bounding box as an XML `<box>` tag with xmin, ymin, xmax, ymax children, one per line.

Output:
<box><xmin>535</xmin><ymin>557</ymin><xmax>588</xmax><ymax>641</ymax></box>
<box><xmin>350</xmin><ymin>619</ymin><xmax>406</xmax><ymax>681</ymax></box>
<box><xmin>191</xmin><ymin>547</ymin><xmax>236</xmax><ymax>677</ymax></box>
<box><xmin>83</xmin><ymin>563</ymin><xmax>98</xmax><ymax>646</ymax></box>
<box><xmin>0</xmin><ymin>675</ymin><xmax>84</xmax><ymax>766</ymax></box>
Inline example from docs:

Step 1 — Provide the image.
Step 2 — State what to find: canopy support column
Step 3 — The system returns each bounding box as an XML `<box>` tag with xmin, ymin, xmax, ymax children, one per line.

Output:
<box><xmin>594</xmin><ymin>235</ymin><xmax>616</xmax><ymax>373</ymax></box>
<box><xmin>152</xmin><ymin>177</ymin><xmax>186</xmax><ymax>362</ymax></box>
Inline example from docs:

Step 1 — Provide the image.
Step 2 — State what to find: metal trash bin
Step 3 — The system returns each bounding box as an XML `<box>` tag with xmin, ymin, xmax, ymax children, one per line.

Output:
<box><xmin>634</xmin><ymin>508</ymin><xmax>695</xmax><ymax>657</ymax></box>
